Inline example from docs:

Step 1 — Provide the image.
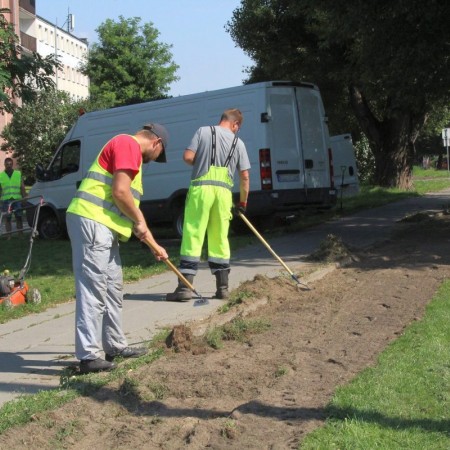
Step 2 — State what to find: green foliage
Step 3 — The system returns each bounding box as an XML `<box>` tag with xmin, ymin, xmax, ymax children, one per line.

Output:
<box><xmin>83</xmin><ymin>16</ymin><xmax>179</xmax><ymax>108</ymax></box>
<box><xmin>227</xmin><ymin>1</ymin><xmax>450</xmax><ymax>188</ymax></box>
<box><xmin>353</xmin><ymin>135</ymin><xmax>375</xmax><ymax>184</ymax></box>
<box><xmin>0</xmin><ymin>89</ymin><xmax>84</xmax><ymax>183</ymax></box>
<box><xmin>0</xmin><ymin>8</ymin><xmax>58</xmax><ymax>114</ymax></box>
<box><xmin>415</xmin><ymin>104</ymin><xmax>450</xmax><ymax>160</ymax></box>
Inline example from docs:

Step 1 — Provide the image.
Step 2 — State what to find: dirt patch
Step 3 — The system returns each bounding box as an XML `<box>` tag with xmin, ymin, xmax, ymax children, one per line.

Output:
<box><xmin>305</xmin><ymin>233</ymin><xmax>358</xmax><ymax>265</ymax></box>
<box><xmin>1</xmin><ymin>212</ymin><xmax>450</xmax><ymax>449</ymax></box>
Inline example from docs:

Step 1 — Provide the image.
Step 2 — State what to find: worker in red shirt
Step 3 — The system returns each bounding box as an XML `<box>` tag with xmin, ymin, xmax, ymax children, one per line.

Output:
<box><xmin>66</xmin><ymin>123</ymin><xmax>169</xmax><ymax>374</ymax></box>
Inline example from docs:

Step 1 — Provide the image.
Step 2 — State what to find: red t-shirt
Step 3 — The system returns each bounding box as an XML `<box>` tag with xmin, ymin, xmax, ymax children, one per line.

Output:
<box><xmin>98</xmin><ymin>134</ymin><xmax>142</xmax><ymax>178</ymax></box>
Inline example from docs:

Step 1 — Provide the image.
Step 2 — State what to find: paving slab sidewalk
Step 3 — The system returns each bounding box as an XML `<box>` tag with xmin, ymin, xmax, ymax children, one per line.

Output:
<box><xmin>1</xmin><ymin>190</ymin><xmax>450</xmax><ymax>407</ymax></box>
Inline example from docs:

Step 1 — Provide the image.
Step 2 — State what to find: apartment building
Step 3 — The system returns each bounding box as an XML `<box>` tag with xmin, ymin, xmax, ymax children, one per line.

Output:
<box><xmin>36</xmin><ymin>16</ymin><xmax>89</xmax><ymax>101</ymax></box>
<box><xmin>0</xmin><ymin>0</ymin><xmax>89</xmax><ymax>167</ymax></box>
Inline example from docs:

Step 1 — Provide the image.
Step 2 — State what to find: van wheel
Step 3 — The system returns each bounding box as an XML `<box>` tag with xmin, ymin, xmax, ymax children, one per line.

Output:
<box><xmin>172</xmin><ymin>209</ymin><xmax>184</xmax><ymax>239</ymax></box>
<box><xmin>230</xmin><ymin>216</ymin><xmax>251</xmax><ymax>235</ymax></box>
<box><xmin>38</xmin><ymin>211</ymin><xmax>63</xmax><ymax>240</ymax></box>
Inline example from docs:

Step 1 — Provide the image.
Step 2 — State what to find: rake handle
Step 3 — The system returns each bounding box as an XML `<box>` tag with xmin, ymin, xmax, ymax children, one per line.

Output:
<box><xmin>238</xmin><ymin>212</ymin><xmax>296</xmax><ymax>277</ymax></box>
<box><xmin>142</xmin><ymin>237</ymin><xmax>196</xmax><ymax>292</ymax></box>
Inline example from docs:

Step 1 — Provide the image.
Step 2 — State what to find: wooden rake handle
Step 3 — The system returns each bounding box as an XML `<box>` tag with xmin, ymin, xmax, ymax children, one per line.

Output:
<box><xmin>142</xmin><ymin>237</ymin><xmax>196</xmax><ymax>292</ymax></box>
<box><xmin>238</xmin><ymin>212</ymin><xmax>296</xmax><ymax>278</ymax></box>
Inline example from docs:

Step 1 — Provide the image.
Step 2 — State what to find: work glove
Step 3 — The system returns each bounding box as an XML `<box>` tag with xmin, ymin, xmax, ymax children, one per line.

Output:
<box><xmin>232</xmin><ymin>202</ymin><xmax>247</xmax><ymax>217</ymax></box>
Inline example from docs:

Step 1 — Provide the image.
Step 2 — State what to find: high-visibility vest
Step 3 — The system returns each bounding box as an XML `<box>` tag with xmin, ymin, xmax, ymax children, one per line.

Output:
<box><xmin>67</xmin><ymin>152</ymin><xmax>143</xmax><ymax>242</ymax></box>
<box><xmin>0</xmin><ymin>170</ymin><xmax>22</xmax><ymax>200</ymax></box>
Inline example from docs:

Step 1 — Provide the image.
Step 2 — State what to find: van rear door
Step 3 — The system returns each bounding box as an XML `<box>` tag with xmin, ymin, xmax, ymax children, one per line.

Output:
<box><xmin>267</xmin><ymin>86</ymin><xmax>304</xmax><ymax>190</ymax></box>
<box><xmin>295</xmin><ymin>85</ymin><xmax>331</xmax><ymax>189</ymax></box>
<box><xmin>267</xmin><ymin>84</ymin><xmax>331</xmax><ymax>192</ymax></box>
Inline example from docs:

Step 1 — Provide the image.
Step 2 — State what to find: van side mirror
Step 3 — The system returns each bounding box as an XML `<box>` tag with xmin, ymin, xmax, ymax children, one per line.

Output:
<box><xmin>35</xmin><ymin>163</ymin><xmax>49</xmax><ymax>181</ymax></box>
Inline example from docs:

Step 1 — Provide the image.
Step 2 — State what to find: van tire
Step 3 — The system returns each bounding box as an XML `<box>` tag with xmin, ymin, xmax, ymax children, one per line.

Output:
<box><xmin>38</xmin><ymin>211</ymin><xmax>63</xmax><ymax>240</ymax></box>
<box><xmin>230</xmin><ymin>216</ymin><xmax>251</xmax><ymax>235</ymax></box>
<box><xmin>172</xmin><ymin>209</ymin><xmax>184</xmax><ymax>239</ymax></box>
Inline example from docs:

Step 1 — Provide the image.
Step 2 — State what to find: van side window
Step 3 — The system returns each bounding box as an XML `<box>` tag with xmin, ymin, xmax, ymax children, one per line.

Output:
<box><xmin>49</xmin><ymin>141</ymin><xmax>81</xmax><ymax>180</ymax></box>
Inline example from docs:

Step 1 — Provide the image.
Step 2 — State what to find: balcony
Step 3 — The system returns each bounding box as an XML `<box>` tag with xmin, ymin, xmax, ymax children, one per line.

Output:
<box><xmin>20</xmin><ymin>31</ymin><xmax>36</xmax><ymax>52</ymax></box>
<box><xmin>19</xmin><ymin>0</ymin><xmax>35</xmax><ymax>15</ymax></box>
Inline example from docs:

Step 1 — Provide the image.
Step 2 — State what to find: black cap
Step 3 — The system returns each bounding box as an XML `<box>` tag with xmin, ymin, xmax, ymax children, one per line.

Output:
<box><xmin>143</xmin><ymin>123</ymin><xmax>168</xmax><ymax>163</ymax></box>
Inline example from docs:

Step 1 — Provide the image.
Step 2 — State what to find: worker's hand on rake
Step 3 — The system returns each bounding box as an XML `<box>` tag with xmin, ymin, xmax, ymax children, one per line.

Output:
<box><xmin>133</xmin><ymin>220</ymin><xmax>149</xmax><ymax>240</ymax></box>
<box><xmin>232</xmin><ymin>201</ymin><xmax>247</xmax><ymax>217</ymax></box>
<box><xmin>149</xmin><ymin>243</ymin><xmax>168</xmax><ymax>261</ymax></box>
<box><xmin>134</xmin><ymin>224</ymin><xmax>168</xmax><ymax>261</ymax></box>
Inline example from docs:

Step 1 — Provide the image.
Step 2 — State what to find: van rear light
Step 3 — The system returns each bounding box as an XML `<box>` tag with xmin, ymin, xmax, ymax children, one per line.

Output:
<box><xmin>328</xmin><ymin>147</ymin><xmax>335</xmax><ymax>189</ymax></box>
<box><xmin>259</xmin><ymin>148</ymin><xmax>273</xmax><ymax>190</ymax></box>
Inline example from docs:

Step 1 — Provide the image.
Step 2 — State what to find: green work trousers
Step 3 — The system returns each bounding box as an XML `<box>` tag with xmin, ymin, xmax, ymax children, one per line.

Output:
<box><xmin>180</xmin><ymin>166</ymin><xmax>233</xmax><ymax>274</ymax></box>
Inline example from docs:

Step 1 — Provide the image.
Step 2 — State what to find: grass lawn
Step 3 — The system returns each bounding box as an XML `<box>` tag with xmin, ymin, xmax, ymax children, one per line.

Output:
<box><xmin>301</xmin><ymin>280</ymin><xmax>450</xmax><ymax>449</ymax></box>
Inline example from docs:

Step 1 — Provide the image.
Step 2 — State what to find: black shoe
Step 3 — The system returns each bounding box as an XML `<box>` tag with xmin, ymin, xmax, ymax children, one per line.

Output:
<box><xmin>79</xmin><ymin>358</ymin><xmax>117</xmax><ymax>374</ymax></box>
<box><xmin>105</xmin><ymin>346</ymin><xmax>148</xmax><ymax>362</ymax></box>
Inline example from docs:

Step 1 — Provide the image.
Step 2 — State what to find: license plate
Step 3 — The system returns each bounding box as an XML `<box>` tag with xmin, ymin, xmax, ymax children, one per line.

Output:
<box><xmin>277</xmin><ymin>173</ymin><xmax>299</xmax><ymax>182</ymax></box>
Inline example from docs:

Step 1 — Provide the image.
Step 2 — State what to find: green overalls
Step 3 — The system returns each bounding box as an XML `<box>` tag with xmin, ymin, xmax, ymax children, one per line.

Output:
<box><xmin>180</xmin><ymin>127</ymin><xmax>238</xmax><ymax>275</ymax></box>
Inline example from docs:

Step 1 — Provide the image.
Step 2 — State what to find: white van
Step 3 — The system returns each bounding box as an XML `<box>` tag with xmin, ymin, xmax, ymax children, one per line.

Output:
<box><xmin>330</xmin><ymin>134</ymin><xmax>359</xmax><ymax>197</ymax></box>
<box><xmin>28</xmin><ymin>81</ymin><xmax>337</xmax><ymax>238</ymax></box>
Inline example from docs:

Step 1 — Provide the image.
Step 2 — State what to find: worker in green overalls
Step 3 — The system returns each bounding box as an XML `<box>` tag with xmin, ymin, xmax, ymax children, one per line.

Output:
<box><xmin>167</xmin><ymin>109</ymin><xmax>250</xmax><ymax>302</ymax></box>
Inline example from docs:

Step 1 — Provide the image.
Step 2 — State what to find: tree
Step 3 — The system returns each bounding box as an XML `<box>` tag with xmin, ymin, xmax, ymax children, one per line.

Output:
<box><xmin>0</xmin><ymin>8</ymin><xmax>58</xmax><ymax>114</ymax></box>
<box><xmin>83</xmin><ymin>16</ymin><xmax>179</xmax><ymax>108</ymax></box>
<box><xmin>227</xmin><ymin>0</ymin><xmax>450</xmax><ymax>188</ymax></box>
<box><xmin>1</xmin><ymin>89</ymin><xmax>83</xmax><ymax>183</ymax></box>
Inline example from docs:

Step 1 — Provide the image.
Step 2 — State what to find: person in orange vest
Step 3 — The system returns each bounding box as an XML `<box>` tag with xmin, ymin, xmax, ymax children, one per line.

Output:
<box><xmin>0</xmin><ymin>157</ymin><xmax>27</xmax><ymax>237</ymax></box>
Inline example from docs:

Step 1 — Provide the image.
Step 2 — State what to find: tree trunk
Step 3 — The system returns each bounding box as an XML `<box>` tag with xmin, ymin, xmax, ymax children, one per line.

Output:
<box><xmin>349</xmin><ymin>85</ymin><xmax>426</xmax><ymax>189</ymax></box>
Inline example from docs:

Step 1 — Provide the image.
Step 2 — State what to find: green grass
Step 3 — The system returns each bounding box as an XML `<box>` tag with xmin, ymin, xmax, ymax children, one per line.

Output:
<box><xmin>205</xmin><ymin>317</ymin><xmax>271</xmax><ymax>349</ymax></box>
<box><xmin>0</xmin><ymin>333</ymin><xmax>168</xmax><ymax>435</ymax></box>
<box><xmin>300</xmin><ymin>280</ymin><xmax>450</xmax><ymax>450</ymax></box>
<box><xmin>0</xmin><ymin>236</ymin><xmax>178</xmax><ymax>323</ymax></box>
<box><xmin>413</xmin><ymin>166</ymin><xmax>450</xmax><ymax>179</ymax></box>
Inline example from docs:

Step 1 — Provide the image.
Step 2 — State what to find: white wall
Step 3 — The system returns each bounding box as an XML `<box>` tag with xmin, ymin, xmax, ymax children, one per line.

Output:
<box><xmin>36</xmin><ymin>16</ymin><xmax>89</xmax><ymax>100</ymax></box>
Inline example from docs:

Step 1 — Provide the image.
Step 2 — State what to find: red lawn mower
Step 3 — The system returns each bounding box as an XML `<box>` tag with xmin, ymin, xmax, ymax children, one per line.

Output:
<box><xmin>0</xmin><ymin>196</ymin><xmax>44</xmax><ymax>308</ymax></box>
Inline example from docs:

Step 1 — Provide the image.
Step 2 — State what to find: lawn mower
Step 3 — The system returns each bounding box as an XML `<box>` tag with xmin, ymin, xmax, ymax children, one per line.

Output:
<box><xmin>0</xmin><ymin>196</ymin><xmax>45</xmax><ymax>308</ymax></box>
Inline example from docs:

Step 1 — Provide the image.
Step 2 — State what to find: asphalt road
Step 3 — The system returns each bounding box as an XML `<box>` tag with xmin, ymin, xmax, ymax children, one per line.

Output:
<box><xmin>1</xmin><ymin>189</ymin><xmax>450</xmax><ymax>407</ymax></box>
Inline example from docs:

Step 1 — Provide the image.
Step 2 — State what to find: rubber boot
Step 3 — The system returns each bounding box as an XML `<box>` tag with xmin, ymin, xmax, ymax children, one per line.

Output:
<box><xmin>215</xmin><ymin>270</ymin><xmax>229</xmax><ymax>299</ymax></box>
<box><xmin>166</xmin><ymin>275</ymin><xmax>194</xmax><ymax>302</ymax></box>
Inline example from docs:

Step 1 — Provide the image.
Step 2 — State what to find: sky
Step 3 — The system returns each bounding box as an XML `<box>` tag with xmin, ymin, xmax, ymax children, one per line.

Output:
<box><xmin>35</xmin><ymin>0</ymin><xmax>253</xmax><ymax>97</ymax></box>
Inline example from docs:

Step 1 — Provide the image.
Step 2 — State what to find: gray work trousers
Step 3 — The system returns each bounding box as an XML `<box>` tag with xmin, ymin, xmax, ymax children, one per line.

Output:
<box><xmin>66</xmin><ymin>213</ymin><xmax>128</xmax><ymax>361</ymax></box>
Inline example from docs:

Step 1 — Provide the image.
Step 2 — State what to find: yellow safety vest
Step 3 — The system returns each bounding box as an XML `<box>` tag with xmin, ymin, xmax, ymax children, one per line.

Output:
<box><xmin>0</xmin><ymin>170</ymin><xmax>22</xmax><ymax>201</ymax></box>
<box><xmin>67</xmin><ymin>149</ymin><xmax>143</xmax><ymax>242</ymax></box>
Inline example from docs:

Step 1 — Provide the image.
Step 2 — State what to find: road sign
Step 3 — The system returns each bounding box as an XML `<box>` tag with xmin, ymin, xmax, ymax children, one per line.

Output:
<box><xmin>443</xmin><ymin>128</ymin><xmax>450</xmax><ymax>146</ymax></box>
